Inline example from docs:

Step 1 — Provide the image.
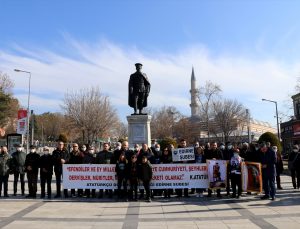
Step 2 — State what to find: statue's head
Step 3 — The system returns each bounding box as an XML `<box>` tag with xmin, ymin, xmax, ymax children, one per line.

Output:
<box><xmin>135</xmin><ymin>63</ymin><xmax>143</xmax><ymax>72</ymax></box>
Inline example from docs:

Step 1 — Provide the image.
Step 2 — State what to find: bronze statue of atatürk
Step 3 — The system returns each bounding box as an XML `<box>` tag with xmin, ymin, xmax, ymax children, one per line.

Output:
<box><xmin>128</xmin><ymin>63</ymin><xmax>151</xmax><ymax>115</ymax></box>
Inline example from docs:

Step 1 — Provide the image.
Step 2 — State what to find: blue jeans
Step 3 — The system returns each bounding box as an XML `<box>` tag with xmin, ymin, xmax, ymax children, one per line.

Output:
<box><xmin>263</xmin><ymin>175</ymin><xmax>276</xmax><ymax>198</ymax></box>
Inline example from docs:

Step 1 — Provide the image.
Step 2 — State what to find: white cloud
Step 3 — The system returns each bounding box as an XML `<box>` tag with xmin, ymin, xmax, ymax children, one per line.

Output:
<box><xmin>0</xmin><ymin>38</ymin><xmax>297</xmax><ymax>126</ymax></box>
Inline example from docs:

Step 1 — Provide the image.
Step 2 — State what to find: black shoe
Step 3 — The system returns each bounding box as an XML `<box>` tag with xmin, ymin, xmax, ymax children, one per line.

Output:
<box><xmin>13</xmin><ymin>193</ymin><xmax>17</xmax><ymax>196</ymax></box>
<box><xmin>277</xmin><ymin>186</ymin><xmax>283</xmax><ymax>190</ymax></box>
<box><xmin>217</xmin><ymin>194</ymin><xmax>222</xmax><ymax>198</ymax></box>
<box><xmin>25</xmin><ymin>195</ymin><xmax>32</xmax><ymax>198</ymax></box>
<box><xmin>207</xmin><ymin>193</ymin><xmax>212</xmax><ymax>197</ymax></box>
<box><xmin>54</xmin><ymin>195</ymin><xmax>61</xmax><ymax>198</ymax></box>
<box><xmin>236</xmin><ymin>195</ymin><xmax>240</xmax><ymax>199</ymax></box>
<box><xmin>260</xmin><ymin>195</ymin><xmax>269</xmax><ymax>200</ymax></box>
<box><xmin>231</xmin><ymin>194</ymin><xmax>236</xmax><ymax>198</ymax></box>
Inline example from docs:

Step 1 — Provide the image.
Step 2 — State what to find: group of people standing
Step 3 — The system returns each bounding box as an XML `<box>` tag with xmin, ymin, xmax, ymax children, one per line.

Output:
<box><xmin>0</xmin><ymin>139</ymin><xmax>288</xmax><ymax>202</ymax></box>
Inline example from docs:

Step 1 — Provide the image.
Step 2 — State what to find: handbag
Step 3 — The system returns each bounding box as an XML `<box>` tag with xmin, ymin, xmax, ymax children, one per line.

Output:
<box><xmin>288</xmin><ymin>153</ymin><xmax>299</xmax><ymax>170</ymax></box>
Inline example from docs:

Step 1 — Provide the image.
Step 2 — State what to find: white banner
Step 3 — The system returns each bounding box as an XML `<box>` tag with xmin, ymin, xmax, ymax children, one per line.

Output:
<box><xmin>17</xmin><ymin>118</ymin><xmax>27</xmax><ymax>135</ymax></box>
<box><xmin>17</xmin><ymin>109</ymin><xmax>27</xmax><ymax>135</ymax></box>
<box><xmin>63</xmin><ymin>164</ymin><xmax>209</xmax><ymax>189</ymax></box>
<box><xmin>172</xmin><ymin>147</ymin><xmax>195</xmax><ymax>162</ymax></box>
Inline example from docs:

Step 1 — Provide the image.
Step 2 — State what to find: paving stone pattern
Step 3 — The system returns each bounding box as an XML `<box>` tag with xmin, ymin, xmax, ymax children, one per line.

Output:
<box><xmin>0</xmin><ymin>175</ymin><xmax>300</xmax><ymax>228</ymax></box>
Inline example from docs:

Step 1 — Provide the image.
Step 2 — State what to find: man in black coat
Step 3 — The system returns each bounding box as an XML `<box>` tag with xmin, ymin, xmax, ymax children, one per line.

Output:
<box><xmin>69</xmin><ymin>143</ymin><xmax>84</xmax><ymax>197</ymax></box>
<box><xmin>52</xmin><ymin>141</ymin><xmax>70</xmax><ymax>198</ymax></box>
<box><xmin>39</xmin><ymin>147</ymin><xmax>53</xmax><ymax>199</ymax></box>
<box><xmin>25</xmin><ymin>145</ymin><xmax>40</xmax><ymax>198</ymax></box>
<box><xmin>96</xmin><ymin>143</ymin><xmax>113</xmax><ymax>198</ymax></box>
<box><xmin>259</xmin><ymin>142</ymin><xmax>277</xmax><ymax>200</ymax></box>
<box><xmin>11</xmin><ymin>144</ymin><xmax>26</xmax><ymax>196</ymax></box>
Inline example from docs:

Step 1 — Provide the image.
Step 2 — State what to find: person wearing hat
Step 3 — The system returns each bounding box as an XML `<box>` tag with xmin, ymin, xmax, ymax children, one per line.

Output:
<box><xmin>128</xmin><ymin>63</ymin><xmax>151</xmax><ymax>115</ymax></box>
<box><xmin>11</xmin><ymin>144</ymin><xmax>26</xmax><ymax>196</ymax></box>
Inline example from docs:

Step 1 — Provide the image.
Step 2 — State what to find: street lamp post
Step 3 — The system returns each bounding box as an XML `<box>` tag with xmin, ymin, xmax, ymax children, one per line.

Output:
<box><xmin>262</xmin><ymin>98</ymin><xmax>280</xmax><ymax>140</ymax></box>
<box><xmin>14</xmin><ymin>69</ymin><xmax>31</xmax><ymax>154</ymax></box>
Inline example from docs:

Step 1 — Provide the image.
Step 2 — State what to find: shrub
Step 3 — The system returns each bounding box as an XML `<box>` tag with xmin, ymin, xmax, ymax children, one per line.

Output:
<box><xmin>258</xmin><ymin>132</ymin><xmax>282</xmax><ymax>152</ymax></box>
<box><xmin>158</xmin><ymin>137</ymin><xmax>177</xmax><ymax>151</ymax></box>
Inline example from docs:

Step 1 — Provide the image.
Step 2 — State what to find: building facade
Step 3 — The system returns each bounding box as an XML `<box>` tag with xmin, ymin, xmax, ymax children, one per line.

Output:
<box><xmin>280</xmin><ymin>93</ymin><xmax>300</xmax><ymax>153</ymax></box>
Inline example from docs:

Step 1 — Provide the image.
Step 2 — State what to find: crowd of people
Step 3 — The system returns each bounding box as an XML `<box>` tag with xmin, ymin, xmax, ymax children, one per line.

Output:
<box><xmin>0</xmin><ymin>139</ymin><xmax>297</xmax><ymax>202</ymax></box>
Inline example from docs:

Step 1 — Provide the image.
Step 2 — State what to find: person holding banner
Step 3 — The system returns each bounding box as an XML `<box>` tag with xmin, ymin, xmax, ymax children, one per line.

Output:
<box><xmin>121</xmin><ymin>141</ymin><xmax>134</xmax><ymax>162</ymax></box>
<box><xmin>83</xmin><ymin>146</ymin><xmax>97</xmax><ymax>198</ymax></box>
<box><xmin>195</xmin><ymin>146</ymin><xmax>206</xmax><ymax>198</ymax></box>
<box><xmin>161</xmin><ymin>147</ymin><xmax>172</xmax><ymax>198</ymax></box>
<box><xmin>206</xmin><ymin>142</ymin><xmax>223</xmax><ymax>198</ymax></box>
<box><xmin>111</xmin><ymin>142</ymin><xmax>122</xmax><ymax>164</ymax></box>
<box><xmin>116</xmin><ymin>154</ymin><xmax>128</xmax><ymax>201</ymax></box>
<box><xmin>69</xmin><ymin>143</ymin><xmax>84</xmax><ymax>197</ymax></box>
<box><xmin>52</xmin><ymin>141</ymin><xmax>70</xmax><ymax>198</ymax></box>
<box><xmin>230</xmin><ymin>149</ymin><xmax>243</xmax><ymax>198</ymax></box>
<box><xmin>96</xmin><ymin>143</ymin><xmax>113</xmax><ymax>198</ymax></box>
<box><xmin>175</xmin><ymin>139</ymin><xmax>192</xmax><ymax>198</ymax></box>
<box><xmin>223</xmin><ymin>142</ymin><xmax>234</xmax><ymax>196</ymax></box>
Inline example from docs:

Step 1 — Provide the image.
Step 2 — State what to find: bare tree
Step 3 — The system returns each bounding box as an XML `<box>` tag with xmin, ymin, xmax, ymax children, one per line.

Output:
<box><xmin>35</xmin><ymin>112</ymin><xmax>67</xmax><ymax>143</ymax></box>
<box><xmin>0</xmin><ymin>71</ymin><xmax>14</xmax><ymax>94</ymax></box>
<box><xmin>197</xmin><ymin>81</ymin><xmax>222</xmax><ymax>140</ymax></box>
<box><xmin>111</xmin><ymin>121</ymin><xmax>128</xmax><ymax>141</ymax></box>
<box><xmin>0</xmin><ymin>72</ymin><xmax>19</xmax><ymax>128</ymax></box>
<box><xmin>212</xmin><ymin>99</ymin><xmax>247</xmax><ymax>142</ymax></box>
<box><xmin>61</xmin><ymin>87</ymin><xmax>119</xmax><ymax>144</ymax></box>
<box><xmin>173</xmin><ymin>117</ymin><xmax>193</xmax><ymax>142</ymax></box>
<box><xmin>150</xmin><ymin>106</ymin><xmax>182</xmax><ymax>139</ymax></box>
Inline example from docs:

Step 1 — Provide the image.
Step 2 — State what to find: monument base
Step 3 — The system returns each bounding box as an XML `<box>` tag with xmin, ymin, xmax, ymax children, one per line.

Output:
<box><xmin>127</xmin><ymin>115</ymin><xmax>151</xmax><ymax>148</ymax></box>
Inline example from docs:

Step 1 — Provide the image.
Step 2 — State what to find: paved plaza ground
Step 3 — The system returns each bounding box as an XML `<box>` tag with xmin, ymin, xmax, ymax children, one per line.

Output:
<box><xmin>0</xmin><ymin>175</ymin><xmax>300</xmax><ymax>229</ymax></box>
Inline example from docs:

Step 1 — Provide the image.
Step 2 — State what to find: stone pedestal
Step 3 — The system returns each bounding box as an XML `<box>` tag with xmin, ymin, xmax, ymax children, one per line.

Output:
<box><xmin>127</xmin><ymin>115</ymin><xmax>151</xmax><ymax>148</ymax></box>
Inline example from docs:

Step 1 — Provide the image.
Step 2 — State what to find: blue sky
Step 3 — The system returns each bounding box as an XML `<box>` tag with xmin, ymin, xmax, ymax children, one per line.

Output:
<box><xmin>1</xmin><ymin>0</ymin><xmax>300</xmax><ymax>127</ymax></box>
